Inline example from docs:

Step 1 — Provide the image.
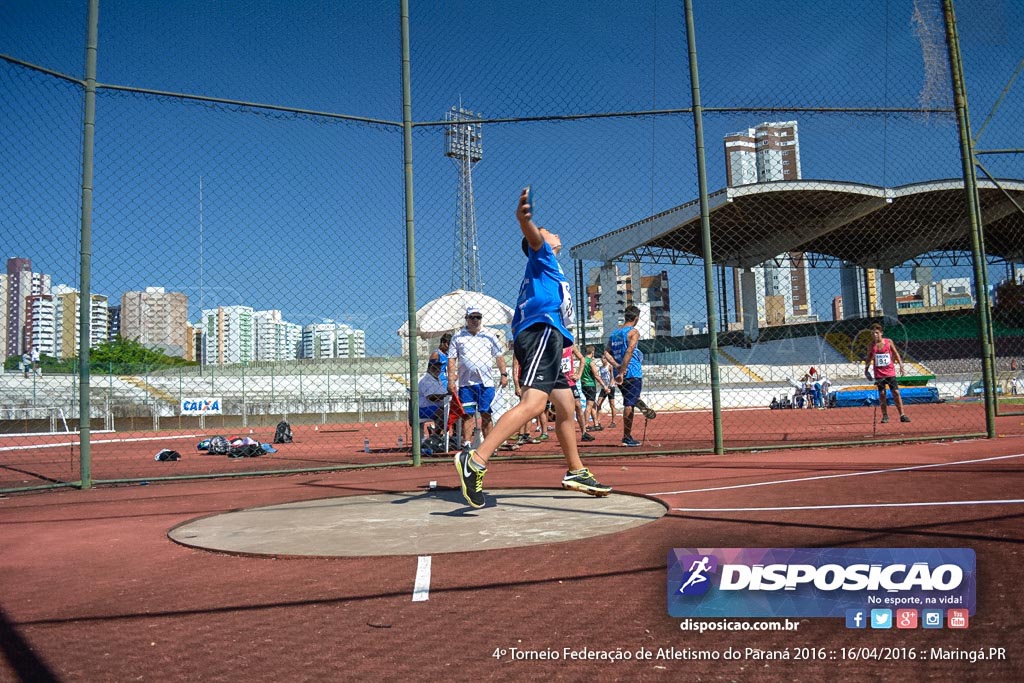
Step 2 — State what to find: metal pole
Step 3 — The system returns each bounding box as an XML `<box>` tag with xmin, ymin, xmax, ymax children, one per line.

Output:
<box><xmin>401</xmin><ymin>0</ymin><xmax>421</xmax><ymax>466</ymax></box>
<box><xmin>78</xmin><ymin>0</ymin><xmax>100</xmax><ymax>489</ymax></box>
<box><xmin>684</xmin><ymin>0</ymin><xmax>723</xmax><ymax>454</ymax></box>
<box><xmin>943</xmin><ymin>0</ymin><xmax>996</xmax><ymax>437</ymax></box>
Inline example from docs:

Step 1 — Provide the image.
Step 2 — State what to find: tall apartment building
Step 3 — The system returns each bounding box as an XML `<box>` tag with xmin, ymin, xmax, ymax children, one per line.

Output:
<box><xmin>302</xmin><ymin>321</ymin><xmax>367</xmax><ymax>359</ymax></box>
<box><xmin>253</xmin><ymin>310</ymin><xmax>302</xmax><ymax>361</ymax></box>
<box><xmin>5</xmin><ymin>257</ymin><xmax>51</xmax><ymax>357</ymax></box>
<box><xmin>725</xmin><ymin>122</ymin><xmax>813</xmax><ymax>327</ymax></box>
<box><xmin>107</xmin><ymin>305</ymin><xmax>121</xmax><ymax>341</ymax></box>
<box><xmin>32</xmin><ymin>287</ymin><xmax>112</xmax><ymax>360</ymax></box>
<box><xmin>121</xmin><ymin>287</ymin><xmax>189</xmax><ymax>357</ymax></box>
<box><xmin>200</xmin><ymin>305</ymin><xmax>255</xmax><ymax>366</ymax></box>
<box><xmin>585</xmin><ymin>265</ymin><xmax>671</xmax><ymax>338</ymax></box>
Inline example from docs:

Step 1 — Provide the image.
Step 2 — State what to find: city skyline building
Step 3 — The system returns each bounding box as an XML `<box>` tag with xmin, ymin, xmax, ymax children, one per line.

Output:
<box><xmin>5</xmin><ymin>257</ymin><xmax>51</xmax><ymax>357</ymax></box>
<box><xmin>201</xmin><ymin>305</ymin><xmax>255</xmax><ymax>366</ymax></box>
<box><xmin>254</xmin><ymin>309</ymin><xmax>302</xmax><ymax>362</ymax></box>
<box><xmin>302</xmin><ymin>321</ymin><xmax>366</xmax><ymax>360</ymax></box>
<box><xmin>121</xmin><ymin>287</ymin><xmax>190</xmax><ymax>357</ymax></box>
<box><xmin>585</xmin><ymin>264</ymin><xmax>671</xmax><ymax>340</ymax></box>
<box><xmin>53</xmin><ymin>285</ymin><xmax>109</xmax><ymax>360</ymax></box>
<box><xmin>725</xmin><ymin>122</ymin><xmax>814</xmax><ymax>330</ymax></box>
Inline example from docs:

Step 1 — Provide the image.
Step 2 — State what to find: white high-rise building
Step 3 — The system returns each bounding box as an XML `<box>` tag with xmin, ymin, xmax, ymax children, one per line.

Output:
<box><xmin>27</xmin><ymin>294</ymin><xmax>57</xmax><ymax>357</ymax></box>
<box><xmin>50</xmin><ymin>284</ymin><xmax>109</xmax><ymax>359</ymax></box>
<box><xmin>201</xmin><ymin>305</ymin><xmax>255</xmax><ymax>366</ymax></box>
<box><xmin>725</xmin><ymin>121</ymin><xmax>813</xmax><ymax>327</ymax></box>
<box><xmin>253</xmin><ymin>310</ymin><xmax>302</xmax><ymax>361</ymax></box>
<box><xmin>302</xmin><ymin>321</ymin><xmax>367</xmax><ymax>359</ymax></box>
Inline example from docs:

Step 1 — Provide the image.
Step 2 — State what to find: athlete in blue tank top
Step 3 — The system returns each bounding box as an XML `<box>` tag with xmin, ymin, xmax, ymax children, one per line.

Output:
<box><xmin>511</xmin><ymin>243</ymin><xmax>574</xmax><ymax>346</ymax></box>
<box><xmin>452</xmin><ymin>187</ymin><xmax>611</xmax><ymax>509</ymax></box>
<box><xmin>607</xmin><ymin>326</ymin><xmax>642</xmax><ymax>378</ymax></box>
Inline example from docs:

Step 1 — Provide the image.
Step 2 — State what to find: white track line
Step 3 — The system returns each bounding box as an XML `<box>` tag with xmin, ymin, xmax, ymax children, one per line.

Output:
<box><xmin>650</xmin><ymin>453</ymin><xmax>1024</xmax><ymax>497</ymax></box>
<box><xmin>412</xmin><ymin>555</ymin><xmax>431</xmax><ymax>602</ymax></box>
<box><xmin>673</xmin><ymin>498</ymin><xmax>1024</xmax><ymax>513</ymax></box>
<box><xmin>0</xmin><ymin>433</ymin><xmax>202</xmax><ymax>452</ymax></box>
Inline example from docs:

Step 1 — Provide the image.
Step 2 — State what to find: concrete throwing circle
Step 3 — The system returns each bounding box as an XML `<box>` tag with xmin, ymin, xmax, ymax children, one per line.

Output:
<box><xmin>169</xmin><ymin>488</ymin><xmax>667</xmax><ymax>557</ymax></box>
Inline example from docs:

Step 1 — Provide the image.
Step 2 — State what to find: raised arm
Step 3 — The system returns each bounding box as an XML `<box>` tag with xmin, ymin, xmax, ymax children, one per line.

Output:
<box><xmin>517</xmin><ymin>188</ymin><xmax>543</xmax><ymax>251</ymax></box>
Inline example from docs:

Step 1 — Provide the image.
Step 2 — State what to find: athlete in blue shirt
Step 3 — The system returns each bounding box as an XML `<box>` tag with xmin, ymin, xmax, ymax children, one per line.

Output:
<box><xmin>604</xmin><ymin>305</ymin><xmax>657</xmax><ymax>447</ymax></box>
<box><xmin>454</xmin><ymin>188</ymin><xmax>611</xmax><ymax>508</ymax></box>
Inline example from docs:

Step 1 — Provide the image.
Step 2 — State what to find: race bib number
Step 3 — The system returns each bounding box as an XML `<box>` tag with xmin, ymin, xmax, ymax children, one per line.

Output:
<box><xmin>560</xmin><ymin>354</ymin><xmax>574</xmax><ymax>374</ymax></box>
<box><xmin>559</xmin><ymin>282</ymin><xmax>574</xmax><ymax>329</ymax></box>
<box><xmin>874</xmin><ymin>351</ymin><xmax>892</xmax><ymax>368</ymax></box>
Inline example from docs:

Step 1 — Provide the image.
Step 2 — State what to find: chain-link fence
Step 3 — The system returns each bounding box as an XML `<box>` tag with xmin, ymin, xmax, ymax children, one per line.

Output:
<box><xmin>1</xmin><ymin>0</ymin><xmax>1021</xmax><ymax>492</ymax></box>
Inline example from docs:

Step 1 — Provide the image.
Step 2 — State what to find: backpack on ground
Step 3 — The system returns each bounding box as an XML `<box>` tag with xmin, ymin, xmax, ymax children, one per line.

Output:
<box><xmin>155</xmin><ymin>449</ymin><xmax>181</xmax><ymax>461</ymax></box>
<box><xmin>273</xmin><ymin>420</ymin><xmax>293</xmax><ymax>444</ymax></box>
<box><xmin>207</xmin><ymin>435</ymin><xmax>230</xmax><ymax>455</ymax></box>
<box><xmin>228</xmin><ymin>442</ymin><xmax>264</xmax><ymax>458</ymax></box>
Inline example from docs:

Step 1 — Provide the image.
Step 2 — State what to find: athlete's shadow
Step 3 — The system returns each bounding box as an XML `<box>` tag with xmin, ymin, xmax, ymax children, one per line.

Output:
<box><xmin>389</xmin><ymin>486</ymin><xmax>497</xmax><ymax>512</ymax></box>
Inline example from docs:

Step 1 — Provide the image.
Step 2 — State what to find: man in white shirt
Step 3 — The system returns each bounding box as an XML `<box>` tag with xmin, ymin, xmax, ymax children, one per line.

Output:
<box><xmin>417</xmin><ymin>359</ymin><xmax>448</xmax><ymax>434</ymax></box>
<box><xmin>448</xmin><ymin>306</ymin><xmax>509</xmax><ymax>442</ymax></box>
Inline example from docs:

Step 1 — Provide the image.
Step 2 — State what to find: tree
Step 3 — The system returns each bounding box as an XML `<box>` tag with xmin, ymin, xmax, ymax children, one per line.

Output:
<box><xmin>89</xmin><ymin>337</ymin><xmax>196</xmax><ymax>368</ymax></box>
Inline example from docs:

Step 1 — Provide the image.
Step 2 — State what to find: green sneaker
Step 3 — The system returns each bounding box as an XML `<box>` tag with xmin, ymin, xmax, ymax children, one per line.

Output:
<box><xmin>454</xmin><ymin>450</ymin><xmax>486</xmax><ymax>508</ymax></box>
<box><xmin>562</xmin><ymin>468</ymin><xmax>612</xmax><ymax>497</ymax></box>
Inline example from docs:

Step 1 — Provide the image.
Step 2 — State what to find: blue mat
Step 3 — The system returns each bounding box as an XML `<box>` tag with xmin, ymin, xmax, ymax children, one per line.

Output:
<box><xmin>833</xmin><ymin>386</ymin><xmax>940</xmax><ymax>407</ymax></box>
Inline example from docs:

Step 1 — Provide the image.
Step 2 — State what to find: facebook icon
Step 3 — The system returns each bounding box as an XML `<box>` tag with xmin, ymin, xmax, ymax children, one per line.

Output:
<box><xmin>845</xmin><ymin>609</ymin><xmax>867</xmax><ymax>629</ymax></box>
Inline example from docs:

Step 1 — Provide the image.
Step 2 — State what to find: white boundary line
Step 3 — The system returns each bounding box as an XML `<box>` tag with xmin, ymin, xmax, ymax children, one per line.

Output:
<box><xmin>412</xmin><ymin>555</ymin><xmax>431</xmax><ymax>602</ymax></box>
<box><xmin>673</xmin><ymin>498</ymin><xmax>1024</xmax><ymax>512</ymax></box>
<box><xmin>0</xmin><ymin>436</ymin><xmax>201</xmax><ymax>450</ymax></box>
<box><xmin>650</xmin><ymin>453</ymin><xmax>1024</xmax><ymax>497</ymax></box>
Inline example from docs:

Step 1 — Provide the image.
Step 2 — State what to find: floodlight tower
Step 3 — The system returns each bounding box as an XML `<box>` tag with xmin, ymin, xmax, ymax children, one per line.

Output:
<box><xmin>445</xmin><ymin>105</ymin><xmax>483</xmax><ymax>292</ymax></box>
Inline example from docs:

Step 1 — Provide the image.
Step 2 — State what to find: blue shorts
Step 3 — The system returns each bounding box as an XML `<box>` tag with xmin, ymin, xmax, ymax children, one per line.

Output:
<box><xmin>418</xmin><ymin>405</ymin><xmax>441</xmax><ymax>421</ymax></box>
<box><xmin>459</xmin><ymin>384</ymin><xmax>495</xmax><ymax>414</ymax></box>
<box><xmin>620</xmin><ymin>377</ymin><xmax>643</xmax><ymax>407</ymax></box>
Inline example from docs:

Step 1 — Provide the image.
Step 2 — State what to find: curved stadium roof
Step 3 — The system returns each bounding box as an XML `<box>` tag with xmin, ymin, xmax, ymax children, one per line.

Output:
<box><xmin>569</xmin><ymin>178</ymin><xmax>1024</xmax><ymax>270</ymax></box>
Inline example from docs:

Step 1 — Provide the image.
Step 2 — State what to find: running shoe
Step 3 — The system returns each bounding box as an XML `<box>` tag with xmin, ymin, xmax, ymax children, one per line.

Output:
<box><xmin>637</xmin><ymin>400</ymin><xmax>657</xmax><ymax>420</ymax></box>
<box><xmin>590</xmin><ymin>424</ymin><xmax>603</xmax><ymax>431</ymax></box>
<box><xmin>454</xmin><ymin>450</ymin><xmax>486</xmax><ymax>508</ymax></box>
<box><xmin>622</xmin><ymin>437</ymin><xmax>641</xmax><ymax>447</ymax></box>
<box><xmin>561</xmin><ymin>468</ymin><xmax>612</xmax><ymax>497</ymax></box>
<box><xmin>516</xmin><ymin>434</ymin><xmax>532</xmax><ymax>446</ymax></box>
<box><xmin>581</xmin><ymin>432</ymin><xmax>596</xmax><ymax>442</ymax></box>
<box><xmin>900</xmin><ymin>415</ymin><xmax>911</xmax><ymax>423</ymax></box>
<box><xmin>531</xmin><ymin>432</ymin><xmax>550</xmax><ymax>443</ymax></box>
<box><xmin>880</xmin><ymin>415</ymin><xmax>890</xmax><ymax>424</ymax></box>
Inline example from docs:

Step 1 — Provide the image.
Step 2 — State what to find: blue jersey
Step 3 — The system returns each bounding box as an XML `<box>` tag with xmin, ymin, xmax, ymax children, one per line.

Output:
<box><xmin>436</xmin><ymin>349</ymin><xmax>449</xmax><ymax>388</ymax></box>
<box><xmin>608</xmin><ymin>325</ymin><xmax>642</xmax><ymax>378</ymax></box>
<box><xmin>511</xmin><ymin>241</ymin><xmax>574</xmax><ymax>346</ymax></box>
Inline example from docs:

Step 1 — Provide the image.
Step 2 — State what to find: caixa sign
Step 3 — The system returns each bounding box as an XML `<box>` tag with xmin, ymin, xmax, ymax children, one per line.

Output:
<box><xmin>180</xmin><ymin>398</ymin><xmax>223</xmax><ymax>416</ymax></box>
<box><xmin>667</xmin><ymin>548</ymin><xmax>975</xmax><ymax>618</ymax></box>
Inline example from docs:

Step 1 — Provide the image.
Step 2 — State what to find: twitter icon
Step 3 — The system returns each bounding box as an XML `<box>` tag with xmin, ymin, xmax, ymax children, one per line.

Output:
<box><xmin>870</xmin><ymin>609</ymin><xmax>893</xmax><ymax>629</ymax></box>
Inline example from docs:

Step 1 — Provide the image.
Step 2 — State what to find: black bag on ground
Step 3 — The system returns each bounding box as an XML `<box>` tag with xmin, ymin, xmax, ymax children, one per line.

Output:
<box><xmin>207</xmin><ymin>435</ymin><xmax>230</xmax><ymax>455</ymax></box>
<box><xmin>228</xmin><ymin>443</ymin><xmax>264</xmax><ymax>458</ymax></box>
<box><xmin>273</xmin><ymin>420</ymin><xmax>293</xmax><ymax>444</ymax></box>
<box><xmin>155</xmin><ymin>449</ymin><xmax>181</xmax><ymax>461</ymax></box>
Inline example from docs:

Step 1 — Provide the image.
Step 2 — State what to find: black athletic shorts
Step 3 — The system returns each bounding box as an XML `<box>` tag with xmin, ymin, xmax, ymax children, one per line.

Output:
<box><xmin>514</xmin><ymin>323</ymin><xmax>569</xmax><ymax>394</ymax></box>
<box><xmin>874</xmin><ymin>376</ymin><xmax>899</xmax><ymax>393</ymax></box>
<box><xmin>581</xmin><ymin>384</ymin><xmax>597</xmax><ymax>402</ymax></box>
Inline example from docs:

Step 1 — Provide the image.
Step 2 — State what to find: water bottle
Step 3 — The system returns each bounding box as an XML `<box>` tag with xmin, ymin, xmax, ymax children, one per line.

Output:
<box><xmin>363</xmin><ymin>438</ymin><xmax>370</xmax><ymax>453</ymax></box>
<box><xmin>398</xmin><ymin>436</ymin><xmax>404</xmax><ymax>449</ymax></box>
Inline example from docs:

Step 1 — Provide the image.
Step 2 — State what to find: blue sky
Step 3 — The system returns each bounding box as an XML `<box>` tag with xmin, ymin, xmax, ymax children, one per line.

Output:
<box><xmin>1</xmin><ymin>1</ymin><xmax>1021</xmax><ymax>355</ymax></box>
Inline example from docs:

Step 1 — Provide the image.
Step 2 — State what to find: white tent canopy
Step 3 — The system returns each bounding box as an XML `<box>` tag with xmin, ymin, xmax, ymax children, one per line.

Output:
<box><xmin>397</xmin><ymin>289</ymin><xmax>515</xmax><ymax>340</ymax></box>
